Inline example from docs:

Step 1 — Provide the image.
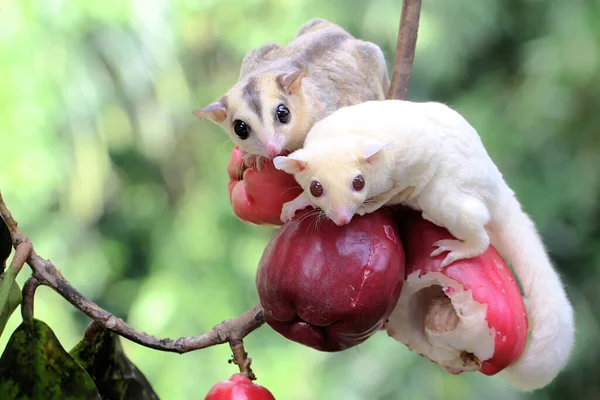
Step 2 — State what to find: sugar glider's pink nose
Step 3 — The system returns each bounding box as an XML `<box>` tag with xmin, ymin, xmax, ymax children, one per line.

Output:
<box><xmin>266</xmin><ymin>142</ymin><xmax>281</xmax><ymax>157</ymax></box>
<box><xmin>332</xmin><ymin>210</ymin><xmax>353</xmax><ymax>226</ymax></box>
<box><xmin>337</xmin><ymin>216</ymin><xmax>350</xmax><ymax>225</ymax></box>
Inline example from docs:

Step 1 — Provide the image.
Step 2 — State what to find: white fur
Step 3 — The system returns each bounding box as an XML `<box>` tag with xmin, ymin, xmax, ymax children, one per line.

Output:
<box><xmin>276</xmin><ymin>99</ymin><xmax>575</xmax><ymax>391</ymax></box>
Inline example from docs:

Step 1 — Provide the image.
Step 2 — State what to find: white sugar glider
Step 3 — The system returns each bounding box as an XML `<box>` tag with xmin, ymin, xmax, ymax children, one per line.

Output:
<box><xmin>193</xmin><ymin>18</ymin><xmax>389</xmax><ymax>166</ymax></box>
<box><xmin>273</xmin><ymin>99</ymin><xmax>575</xmax><ymax>391</ymax></box>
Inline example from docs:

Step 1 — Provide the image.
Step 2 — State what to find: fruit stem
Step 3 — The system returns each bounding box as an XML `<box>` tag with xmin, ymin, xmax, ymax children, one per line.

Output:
<box><xmin>229</xmin><ymin>340</ymin><xmax>256</xmax><ymax>380</ymax></box>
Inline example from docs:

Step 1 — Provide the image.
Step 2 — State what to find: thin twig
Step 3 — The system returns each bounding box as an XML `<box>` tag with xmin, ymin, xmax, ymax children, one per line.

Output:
<box><xmin>387</xmin><ymin>0</ymin><xmax>422</xmax><ymax>100</ymax></box>
<box><xmin>0</xmin><ymin>191</ymin><xmax>265</xmax><ymax>353</ymax></box>
<box><xmin>83</xmin><ymin>320</ymin><xmax>107</xmax><ymax>341</ymax></box>
<box><xmin>229</xmin><ymin>340</ymin><xmax>256</xmax><ymax>380</ymax></box>
<box><xmin>21</xmin><ymin>277</ymin><xmax>40</xmax><ymax>323</ymax></box>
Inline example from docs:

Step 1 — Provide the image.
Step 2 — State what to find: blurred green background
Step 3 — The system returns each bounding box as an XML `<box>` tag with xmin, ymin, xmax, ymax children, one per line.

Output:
<box><xmin>1</xmin><ymin>0</ymin><xmax>599</xmax><ymax>399</ymax></box>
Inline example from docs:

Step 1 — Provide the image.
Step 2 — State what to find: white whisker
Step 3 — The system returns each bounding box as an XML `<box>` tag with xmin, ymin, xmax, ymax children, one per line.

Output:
<box><xmin>279</xmin><ymin>186</ymin><xmax>301</xmax><ymax>197</ymax></box>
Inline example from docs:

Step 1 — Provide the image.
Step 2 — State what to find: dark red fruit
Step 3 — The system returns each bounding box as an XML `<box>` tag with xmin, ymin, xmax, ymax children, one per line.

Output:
<box><xmin>204</xmin><ymin>374</ymin><xmax>275</xmax><ymax>400</ymax></box>
<box><xmin>256</xmin><ymin>209</ymin><xmax>405</xmax><ymax>352</ymax></box>
<box><xmin>227</xmin><ymin>146</ymin><xmax>303</xmax><ymax>226</ymax></box>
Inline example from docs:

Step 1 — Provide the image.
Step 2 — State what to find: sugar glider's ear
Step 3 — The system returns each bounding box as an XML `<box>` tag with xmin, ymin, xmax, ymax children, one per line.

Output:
<box><xmin>193</xmin><ymin>99</ymin><xmax>227</xmax><ymax>124</ymax></box>
<box><xmin>273</xmin><ymin>150</ymin><xmax>307</xmax><ymax>174</ymax></box>
<box><xmin>276</xmin><ymin>67</ymin><xmax>308</xmax><ymax>96</ymax></box>
<box><xmin>360</xmin><ymin>141</ymin><xmax>392</xmax><ymax>164</ymax></box>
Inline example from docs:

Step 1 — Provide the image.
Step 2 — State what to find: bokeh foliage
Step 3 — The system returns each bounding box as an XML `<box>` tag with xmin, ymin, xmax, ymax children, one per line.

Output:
<box><xmin>1</xmin><ymin>0</ymin><xmax>599</xmax><ymax>399</ymax></box>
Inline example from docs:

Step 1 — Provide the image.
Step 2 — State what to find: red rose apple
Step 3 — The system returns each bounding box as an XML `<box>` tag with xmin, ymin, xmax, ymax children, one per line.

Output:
<box><xmin>385</xmin><ymin>209</ymin><xmax>528</xmax><ymax>376</ymax></box>
<box><xmin>205</xmin><ymin>374</ymin><xmax>275</xmax><ymax>400</ymax></box>
<box><xmin>256</xmin><ymin>208</ymin><xmax>405</xmax><ymax>352</ymax></box>
<box><xmin>227</xmin><ymin>146</ymin><xmax>302</xmax><ymax>226</ymax></box>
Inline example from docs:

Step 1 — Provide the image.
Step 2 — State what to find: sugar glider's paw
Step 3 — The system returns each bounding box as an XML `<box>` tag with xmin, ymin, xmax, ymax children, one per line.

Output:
<box><xmin>430</xmin><ymin>239</ymin><xmax>474</xmax><ymax>268</ymax></box>
<box><xmin>280</xmin><ymin>201</ymin><xmax>299</xmax><ymax>223</ymax></box>
<box><xmin>357</xmin><ymin>201</ymin><xmax>381</xmax><ymax>216</ymax></box>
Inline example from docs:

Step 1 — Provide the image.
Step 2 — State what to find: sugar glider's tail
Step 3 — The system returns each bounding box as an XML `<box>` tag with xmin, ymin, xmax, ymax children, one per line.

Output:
<box><xmin>488</xmin><ymin>192</ymin><xmax>575</xmax><ymax>391</ymax></box>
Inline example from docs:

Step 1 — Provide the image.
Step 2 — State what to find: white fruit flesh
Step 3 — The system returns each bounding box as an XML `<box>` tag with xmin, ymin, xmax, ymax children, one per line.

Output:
<box><xmin>384</xmin><ymin>270</ymin><xmax>495</xmax><ymax>373</ymax></box>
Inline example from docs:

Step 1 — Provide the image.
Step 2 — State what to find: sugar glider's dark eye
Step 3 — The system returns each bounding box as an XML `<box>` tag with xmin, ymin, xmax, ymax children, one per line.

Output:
<box><xmin>310</xmin><ymin>180</ymin><xmax>323</xmax><ymax>198</ymax></box>
<box><xmin>276</xmin><ymin>104</ymin><xmax>291</xmax><ymax>124</ymax></box>
<box><xmin>233</xmin><ymin>120</ymin><xmax>250</xmax><ymax>140</ymax></box>
<box><xmin>352</xmin><ymin>175</ymin><xmax>365</xmax><ymax>191</ymax></box>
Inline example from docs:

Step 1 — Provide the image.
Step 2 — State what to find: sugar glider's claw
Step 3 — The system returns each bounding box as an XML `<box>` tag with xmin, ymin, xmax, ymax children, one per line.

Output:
<box><xmin>440</xmin><ymin>253</ymin><xmax>459</xmax><ymax>268</ymax></box>
<box><xmin>430</xmin><ymin>239</ymin><xmax>465</xmax><ymax>267</ymax></box>
<box><xmin>242</xmin><ymin>151</ymin><xmax>256</xmax><ymax>168</ymax></box>
<box><xmin>430</xmin><ymin>239</ymin><xmax>456</xmax><ymax>257</ymax></box>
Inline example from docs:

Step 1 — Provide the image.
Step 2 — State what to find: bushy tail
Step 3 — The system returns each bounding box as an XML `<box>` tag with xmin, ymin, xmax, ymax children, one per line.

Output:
<box><xmin>488</xmin><ymin>194</ymin><xmax>575</xmax><ymax>391</ymax></box>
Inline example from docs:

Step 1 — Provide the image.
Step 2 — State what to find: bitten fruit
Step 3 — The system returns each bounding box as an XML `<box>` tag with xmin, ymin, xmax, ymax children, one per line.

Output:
<box><xmin>385</xmin><ymin>209</ymin><xmax>529</xmax><ymax>376</ymax></box>
<box><xmin>227</xmin><ymin>146</ymin><xmax>303</xmax><ymax>226</ymax></box>
<box><xmin>256</xmin><ymin>209</ymin><xmax>405</xmax><ymax>352</ymax></box>
<box><xmin>204</xmin><ymin>374</ymin><xmax>275</xmax><ymax>400</ymax></box>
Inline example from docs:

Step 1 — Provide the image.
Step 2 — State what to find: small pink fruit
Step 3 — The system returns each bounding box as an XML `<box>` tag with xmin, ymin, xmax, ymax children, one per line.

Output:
<box><xmin>385</xmin><ymin>209</ymin><xmax>529</xmax><ymax>376</ymax></box>
<box><xmin>256</xmin><ymin>209</ymin><xmax>405</xmax><ymax>352</ymax></box>
<box><xmin>204</xmin><ymin>374</ymin><xmax>275</xmax><ymax>400</ymax></box>
<box><xmin>227</xmin><ymin>146</ymin><xmax>303</xmax><ymax>226</ymax></box>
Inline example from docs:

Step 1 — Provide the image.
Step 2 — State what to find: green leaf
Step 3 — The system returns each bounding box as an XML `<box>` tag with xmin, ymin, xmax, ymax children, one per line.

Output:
<box><xmin>70</xmin><ymin>327</ymin><xmax>160</xmax><ymax>400</ymax></box>
<box><xmin>0</xmin><ymin>269</ymin><xmax>21</xmax><ymax>338</ymax></box>
<box><xmin>0</xmin><ymin>319</ymin><xmax>101</xmax><ymax>400</ymax></box>
<box><xmin>0</xmin><ymin>216</ymin><xmax>11</xmax><ymax>274</ymax></box>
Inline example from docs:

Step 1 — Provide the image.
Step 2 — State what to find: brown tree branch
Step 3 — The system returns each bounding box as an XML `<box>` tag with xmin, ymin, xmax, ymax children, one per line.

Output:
<box><xmin>0</xmin><ymin>191</ymin><xmax>265</xmax><ymax>356</ymax></box>
<box><xmin>0</xmin><ymin>193</ymin><xmax>24</xmax><ymax>244</ymax></box>
<box><xmin>387</xmin><ymin>0</ymin><xmax>422</xmax><ymax>101</ymax></box>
